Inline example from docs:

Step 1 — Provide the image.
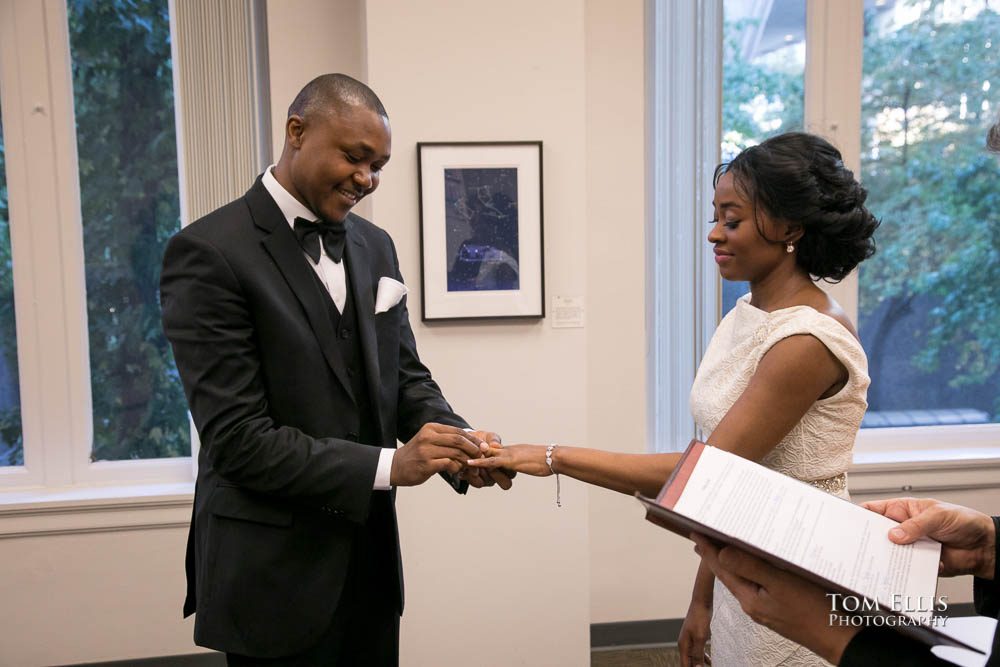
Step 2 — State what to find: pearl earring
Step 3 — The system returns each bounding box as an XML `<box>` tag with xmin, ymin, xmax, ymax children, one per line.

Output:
<box><xmin>786</xmin><ymin>243</ymin><xmax>795</xmax><ymax>253</ymax></box>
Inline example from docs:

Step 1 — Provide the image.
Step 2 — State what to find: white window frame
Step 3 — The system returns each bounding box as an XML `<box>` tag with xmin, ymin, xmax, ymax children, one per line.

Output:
<box><xmin>0</xmin><ymin>0</ymin><xmax>194</xmax><ymax>495</ymax></box>
<box><xmin>647</xmin><ymin>0</ymin><xmax>723</xmax><ymax>453</ymax></box>
<box><xmin>649</xmin><ymin>0</ymin><xmax>1000</xmax><ymax>488</ymax></box>
<box><xmin>0</xmin><ymin>0</ymin><xmax>271</xmax><ymax>507</ymax></box>
<box><xmin>805</xmin><ymin>0</ymin><xmax>1000</xmax><ymax>470</ymax></box>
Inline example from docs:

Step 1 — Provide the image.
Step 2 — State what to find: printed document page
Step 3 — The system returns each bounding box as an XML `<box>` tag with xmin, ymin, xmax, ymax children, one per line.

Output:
<box><xmin>672</xmin><ymin>445</ymin><xmax>941</xmax><ymax>621</ymax></box>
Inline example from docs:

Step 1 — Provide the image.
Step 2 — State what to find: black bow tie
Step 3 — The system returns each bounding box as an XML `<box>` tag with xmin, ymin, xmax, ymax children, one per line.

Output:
<box><xmin>293</xmin><ymin>217</ymin><xmax>347</xmax><ymax>263</ymax></box>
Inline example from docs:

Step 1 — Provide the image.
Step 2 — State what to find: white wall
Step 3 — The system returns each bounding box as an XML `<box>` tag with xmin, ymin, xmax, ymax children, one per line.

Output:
<box><xmin>265</xmin><ymin>0</ymin><xmax>367</xmax><ymax>161</ymax></box>
<box><xmin>0</xmin><ymin>2</ymin><xmax>992</xmax><ymax>665</ymax></box>
<box><xmin>579</xmin><ymin>0</ymin><xmax>986</xmax><ymax>626</ymax></box>
<box><xmin>1</xmin><ymin>1</ymin><xmax>595</xmax><ymax>665</ymax></box>
<box><xmin>264</xmin><ymin>0</ymin><xmax>374</xmax><ymax>220</ymax></box>
<box><xmin>0</xmin><ymin>526</ymin><xmax>195</xmax><ymax>666</ymax></box>
<box><xmin>583</xmin><ymin>0</ymin><xmax>705</xmax><ymax>624</ymax></box>
<box><xmin>363</xmin><ymin>0</ymin><xmax>591</xmax><ymax>663</ymax></box>
<box><xmin>0</xmin><ymin>3</ymin><xmax>374</xmax><ymax>665</ymax></box>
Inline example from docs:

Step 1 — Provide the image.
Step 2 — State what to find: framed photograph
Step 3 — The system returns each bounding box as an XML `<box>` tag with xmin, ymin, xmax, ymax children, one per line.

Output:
<box><xmin>417</xmin><ymin>141</ymin><xmax>544</xmax><ymax>321</ymax></box>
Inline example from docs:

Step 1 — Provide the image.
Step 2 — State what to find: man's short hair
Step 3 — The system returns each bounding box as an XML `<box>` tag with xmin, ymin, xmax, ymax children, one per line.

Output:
<box><xmin>989</xmin><ymin>113</ymin><xmax>1000</xmax><ymax>154</ymax></box>
<box><xmin>287</xmin><ymin>73</ymin><xmax>387</xmax><ymax>122</ymax></box>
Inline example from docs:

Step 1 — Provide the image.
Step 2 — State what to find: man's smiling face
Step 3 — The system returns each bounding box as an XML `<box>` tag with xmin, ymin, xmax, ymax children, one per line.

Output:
<box><xmin>285</xmin><ymin>103</ymin><xmax>391</xmax><ymax>223</ymax></box>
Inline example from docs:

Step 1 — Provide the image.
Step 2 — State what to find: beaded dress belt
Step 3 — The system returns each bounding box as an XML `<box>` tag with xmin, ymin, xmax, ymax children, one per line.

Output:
<box><xmin>807</xmin><ymin>473</ymin><xmax>847</xmax><ymax>494</ymax></box>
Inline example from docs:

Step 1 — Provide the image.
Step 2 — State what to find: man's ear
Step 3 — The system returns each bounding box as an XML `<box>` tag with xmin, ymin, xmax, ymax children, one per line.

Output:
<box><xmin>286</xmin><ymin>115</ymin><xmax>305</xmax><ymax>148</ymax></box>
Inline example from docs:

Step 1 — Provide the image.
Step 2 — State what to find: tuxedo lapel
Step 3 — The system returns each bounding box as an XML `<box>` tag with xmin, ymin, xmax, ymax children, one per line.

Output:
<box><xmin>245</xmin><ymin>180</ymin><xmax>356</xmax><ymax>403</ymax></box>
<box><xmin>344</xmin><ymin>219</ymin><xmax>385</xmax><ymax>440</ymax></box>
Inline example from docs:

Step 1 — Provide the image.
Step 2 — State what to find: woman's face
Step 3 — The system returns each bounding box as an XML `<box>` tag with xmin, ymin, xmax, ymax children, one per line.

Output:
<box><xmin>708</xmin><ymin>171</ymin><xmax>791</xmax><ymax>283</ymax></box>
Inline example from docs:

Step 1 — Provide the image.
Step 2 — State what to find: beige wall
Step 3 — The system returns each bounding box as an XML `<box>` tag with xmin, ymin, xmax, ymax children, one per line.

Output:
<box><xmin>2</xmin><ymin>1</ymin><xmax>596</xmax><ymax>664</ymax></box>
<box><xmin>264</xmin><ymin>0</ymin><xmax>375</xmax><ymax>220</ymax></box>
<box><xmin>0</xmin><ymin>527</ymin><xmax>195</xmax><ymax>666</ymax></box>
<box><xmin>265</xmin><ymin>0</ymin><xmax>367</xmax><ymax>160</ymax></box>
<box><xmin>364</xmin><ymin>0</ymin><xmax>591</xmax><ymax>664</ymax></box>
<box><xmin>583</xmin><ymin>0</ymin><xmax>704</xmax><ymax>623</ymax></box>
<box><xmin>0</xmin><ymin>2</ymin><xmax>992</xmax><ymax>665</ymax></box>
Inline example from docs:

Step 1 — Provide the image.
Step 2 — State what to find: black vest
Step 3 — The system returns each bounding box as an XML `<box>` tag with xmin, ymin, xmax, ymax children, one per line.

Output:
<box><xmin>311</xmin><ymin>261</ymin><xmax>401</xmax><ymax>610</ymax></box>
<box><xmin>309</xmin><ymin>265</ymin><xmax>379</xmax><ymax>446</ymax></box>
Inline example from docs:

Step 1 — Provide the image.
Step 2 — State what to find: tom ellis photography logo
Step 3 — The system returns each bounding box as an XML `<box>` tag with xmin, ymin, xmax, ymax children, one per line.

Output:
<box><xmin>827</xmin><ymin>594</ymin><xmax>951</xmax><ymax>628</ymax></box>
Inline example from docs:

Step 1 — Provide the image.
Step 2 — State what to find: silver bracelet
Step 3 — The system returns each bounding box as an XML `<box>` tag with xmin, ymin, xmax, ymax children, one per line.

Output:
<box><xmin>546</xmin><ymin>444</ymin><xmax>561</xmax><ymax>507</ymax></box>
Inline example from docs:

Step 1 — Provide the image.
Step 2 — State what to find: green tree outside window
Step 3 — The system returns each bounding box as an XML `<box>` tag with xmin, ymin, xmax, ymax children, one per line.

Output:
<box><xmin>0</xmin><ymin>101</ymin><xmax>24</xmax><ymax>467</ymax></box>
<box><xmin>859</xmin><ymin>1</ymin><xmax>1000</xmax><ymax>423</ymax></box>
<box><xmin>68</xmin><ymin>0</ymin><xmax>189</xmax><ymax>460</ymax></box>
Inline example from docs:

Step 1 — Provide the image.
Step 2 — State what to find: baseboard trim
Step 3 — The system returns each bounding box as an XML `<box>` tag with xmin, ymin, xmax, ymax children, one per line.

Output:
<box><xmin>591</xmin><ymin>618</ymin><xmax>683</xmax><ymax>648</ymax></box>
<box><xmin>65</xmin><ymin>653</ymin><xmax>225</xmax><ymax>667</ymax></box>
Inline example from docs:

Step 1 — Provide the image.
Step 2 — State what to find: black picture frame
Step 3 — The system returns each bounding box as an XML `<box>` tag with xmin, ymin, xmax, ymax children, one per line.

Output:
<box><xmin>417</xmin><ymin>141</ymin><xmax>545</xmax><ymax>321</ymax></box>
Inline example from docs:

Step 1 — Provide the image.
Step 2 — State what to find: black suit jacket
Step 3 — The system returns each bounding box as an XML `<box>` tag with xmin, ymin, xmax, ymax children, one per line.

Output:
<box><xmin>160</xmin><ymin>177</ymin><xmax>468</xmax><ymax>657</ymax></box>
<box><xmin>839</xmin><ymin>517</ymin><xmax>1000</xmax><ymax>666</ymax></box>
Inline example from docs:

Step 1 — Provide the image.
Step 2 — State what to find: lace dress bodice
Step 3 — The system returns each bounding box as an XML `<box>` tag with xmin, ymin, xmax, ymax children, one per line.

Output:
<box><xmin>690</xmin><ymin>296</ymin><xmax>869</xmax><ymax>483</ymax></box>
<box><xmin>689</xmin><ymin>295</ymin><xmax>870</xmax><ymax>666</ymax></box>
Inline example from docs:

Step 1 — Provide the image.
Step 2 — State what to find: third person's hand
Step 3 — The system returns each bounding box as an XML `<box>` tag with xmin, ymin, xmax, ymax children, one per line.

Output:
<box><xmin>862</xmin><ymin>497</ymin><xmax>996</xmax><ymax>578</ymax></box>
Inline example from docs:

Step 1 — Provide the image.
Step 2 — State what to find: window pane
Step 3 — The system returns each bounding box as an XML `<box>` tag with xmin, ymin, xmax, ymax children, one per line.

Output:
<box><xmin>0</xmin><ymin>102</ymin><xmax>23</xmax><ymax>467</ymax></box>
<box><xmin>860</xmin><ymin>0</ymin><xmax>1000</xmax><ymax>428</ymax></box>
<box><xmin>67</xmin><ymin>0</ymin><xmax>190</xmax><ymax>460</ymax></box>
<box><xmin>721</xmin><ymin>0</ymin><xmax>806</xmax><ymax>314</ymax></box>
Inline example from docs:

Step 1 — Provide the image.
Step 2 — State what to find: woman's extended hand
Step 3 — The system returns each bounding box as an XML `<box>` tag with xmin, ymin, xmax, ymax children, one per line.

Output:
<box><xmin>465</xmin><ymin>444</ymin><xmax>553</xmax><ymax>477</ymax></box>
<box><xmin>678</xmin><ymin>597</ymin><xmax>713</xmax><ymax>667</ymax></box>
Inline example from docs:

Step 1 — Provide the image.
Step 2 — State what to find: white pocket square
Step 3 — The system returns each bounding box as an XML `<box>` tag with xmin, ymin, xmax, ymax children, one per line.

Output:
<box><xmin>375</xmin><ymin>276</ymin><xmax>408</xmax><ymax>314</ymax></box>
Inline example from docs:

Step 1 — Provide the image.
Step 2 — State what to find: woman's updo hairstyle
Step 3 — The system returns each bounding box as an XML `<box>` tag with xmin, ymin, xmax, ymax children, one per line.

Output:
<box><xmin>714</xmin><ymin>132</ymin><xmax>879</xmax><ymax>282</ymax></box>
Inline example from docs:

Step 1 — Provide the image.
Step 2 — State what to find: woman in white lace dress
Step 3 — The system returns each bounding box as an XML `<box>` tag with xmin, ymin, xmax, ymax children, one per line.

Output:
<box><xmin>467</xmin><ymin>133</ymin><xmax>879</xmax><ymax>666</ymax></box>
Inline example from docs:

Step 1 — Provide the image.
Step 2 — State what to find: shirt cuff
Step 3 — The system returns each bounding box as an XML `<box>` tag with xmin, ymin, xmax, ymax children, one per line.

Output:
<box><xmin>374</xmin><ymin>448</ymin><xmax>395</xmax><ymax>490</ymax></box>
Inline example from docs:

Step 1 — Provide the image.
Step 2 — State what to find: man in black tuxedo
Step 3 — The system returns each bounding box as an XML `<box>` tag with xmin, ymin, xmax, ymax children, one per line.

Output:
<box><xmin>161</xmin><ymin>73</ymin><xmax>509</xmax><ymax>666</ymax></box>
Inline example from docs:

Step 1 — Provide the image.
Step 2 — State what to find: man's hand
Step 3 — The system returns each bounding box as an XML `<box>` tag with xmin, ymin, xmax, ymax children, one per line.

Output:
<box><xmin>390</xmin><ymin>423</ymin><xmax>486</xmax><ymax>487</ymax></box>
<box><xmin>862</xmin><ymin>497</ymin><xmax>996</xmax><ymax>579</ymax></box>
<box><xmin>693</xmin><ymin>534</ymin><xmax>860</xmax><ymax>665</ymax></box>
<box><xmin>460</xmin><ymin>430</ymin><xmax>515</xmax><ymax>490</ymax></box>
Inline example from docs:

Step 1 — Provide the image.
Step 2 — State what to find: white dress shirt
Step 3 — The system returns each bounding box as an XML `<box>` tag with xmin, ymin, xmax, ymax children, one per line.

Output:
<box><xmin>261</xmin><ymin>167</ymin><xmax>395</xmax><ymax>490</ymax></box>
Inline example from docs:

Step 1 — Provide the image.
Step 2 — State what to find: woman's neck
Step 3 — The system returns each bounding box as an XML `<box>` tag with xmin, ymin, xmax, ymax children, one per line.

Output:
<box><xmin>748</xmin><ymin>263</ymin><xmax>817</xmax><ymax>312</ymax></box>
